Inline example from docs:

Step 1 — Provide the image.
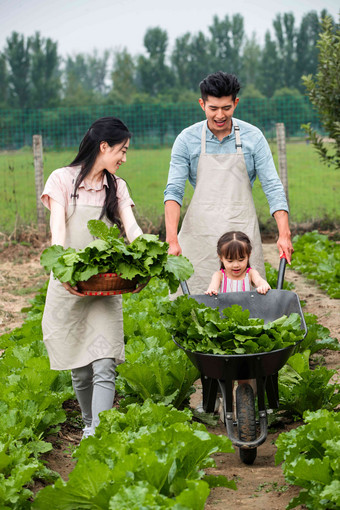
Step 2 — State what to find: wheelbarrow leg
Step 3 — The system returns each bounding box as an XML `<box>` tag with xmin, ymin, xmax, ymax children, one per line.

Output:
<box><xmin>265</xmin><ymin>373</ymin><xmax>279</xmax><ymax>409</ymax></box>
<box><xmin>201</xmin><ymin>376</ymin><xmax>219</xmax><ymax>413</ymax></box>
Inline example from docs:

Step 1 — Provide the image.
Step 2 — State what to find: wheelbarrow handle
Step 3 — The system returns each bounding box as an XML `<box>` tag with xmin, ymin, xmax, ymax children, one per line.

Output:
<box><xmin>277</xmin><ymin>253</ymin><xmax>287</xmax><ymax>290</ymax></box>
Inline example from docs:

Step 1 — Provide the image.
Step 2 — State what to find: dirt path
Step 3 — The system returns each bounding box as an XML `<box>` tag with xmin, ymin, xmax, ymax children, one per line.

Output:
<box><xmin>0</xmin><ymin>242</ymin><xmax>339</xmax><ymax>509</ymax></box>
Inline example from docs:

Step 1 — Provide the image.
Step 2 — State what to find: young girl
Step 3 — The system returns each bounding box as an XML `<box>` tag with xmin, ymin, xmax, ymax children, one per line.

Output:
<box><xmin>41</xmin><ymin>117</ymin><xmax>143</xmax><ymax>439</ymax></box>
<box><xmin>206</xmin><ymin>231</ymin><xmax>271</xmax><ymax>295</ymax></box>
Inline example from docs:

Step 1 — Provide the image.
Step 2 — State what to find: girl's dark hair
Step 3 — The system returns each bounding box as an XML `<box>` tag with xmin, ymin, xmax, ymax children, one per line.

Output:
<box><xmin>217</xmin><ymin>231</ymin><xmax>252</xmax><ymax>269</ymax></box>
<box><xmin>69</xmin><ymin>116</ymin><xmax>132</xmax><ymax>229</ymax></box>
<box><xmin>199</xmin><ymin>71</ymin><xmax>241</xmax><ymax>101</ymax></box>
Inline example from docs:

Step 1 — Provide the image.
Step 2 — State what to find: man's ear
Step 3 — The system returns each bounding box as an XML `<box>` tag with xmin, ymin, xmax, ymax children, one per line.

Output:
<box><xmin>198</xmin><ymin>98</ymin><xmax>205</xmax><ymax>111</ymax></box>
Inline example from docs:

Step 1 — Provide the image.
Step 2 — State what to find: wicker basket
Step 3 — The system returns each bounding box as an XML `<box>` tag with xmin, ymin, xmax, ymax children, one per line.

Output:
<box><xmin>77</xmin><ymin>273</ymin><xmax>139</xmax><ymax>296</ymax></box>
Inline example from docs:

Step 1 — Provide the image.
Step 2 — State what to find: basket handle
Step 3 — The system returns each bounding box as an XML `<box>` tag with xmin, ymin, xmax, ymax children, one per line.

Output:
<box><xmin>277</xmin><ymin>253</ymin><xmax>287</xmax><ymax>290</ymax></box>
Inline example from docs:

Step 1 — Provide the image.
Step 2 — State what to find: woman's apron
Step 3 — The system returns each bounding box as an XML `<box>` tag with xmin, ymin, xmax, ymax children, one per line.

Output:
<box><xmin>178</xmin><ymin>120</ymin><xmax>265</xmax><ymax>295</ymax></box>
<box><xmin>42</xmin><ymin>203</ymin><xmax>124</xmax><ymax>371</ymax></box>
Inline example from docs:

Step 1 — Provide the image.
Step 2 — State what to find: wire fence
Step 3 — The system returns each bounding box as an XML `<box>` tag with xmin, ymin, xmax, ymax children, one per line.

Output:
<box><xmin>0</xmin><ymin>96</ymin><xmax>321</xmax><ymax>150</ymax></box>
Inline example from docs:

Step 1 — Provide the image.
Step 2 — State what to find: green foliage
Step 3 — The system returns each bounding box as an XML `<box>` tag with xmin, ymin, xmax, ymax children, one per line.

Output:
<box><xmin>296</xmin><ymin>312</ymin><xmax>340</xmax><ymax>354</ymax></box>
<box><xmin>0</xmin><ymin>285</ymin><xmax>73</xmax><ymax>508</ymax></box>
<box><xmin>40</xmin><ymin>220</ymin><xmax>193</xmax><ymax>292</ymax></box>
<box><xmin>302</xmin><ymin>16</ymin><xmax>340</xmax><ymax>169</ymax></box>
<box><xmin>275</xmin><ymin>409</ymin><xmax>340</xmax><ymax>509</ymax></box>
<box><xmin>117</xmin><ymin>279</ymin><xmax>200</xmax><ymax>408</ymax></box>
<box><xmin>164</xmin><ymin>296</ymin><xmax>305</xmax><ymax>355</ymax></box>
<box><xmin>264</xmin><ymin>262</ymin><xmax>295</xmax><ymax>290</ymax></box>
<box><xmin>278</xmin><ymin>350</ymin><xmax>340</xmax><ymax>419</ymax></box>
<box><xmin>33</xmin><ymin>400</ymin><xmax>236</xmax><ymax>509</ymax></box>
<box><xmin>290</xmin><ymin>231</ymin><xmax>340</xmax><ymax>298</ymax></box>
<box><xmin>0</xmin><ymin>10</ymin><xmax>335</xmax><ymax>112</ymax></box>
<box><xmin>271</xmin><ymin>88</ymin><xmax>312</xmax><ymax>136</ymax></box>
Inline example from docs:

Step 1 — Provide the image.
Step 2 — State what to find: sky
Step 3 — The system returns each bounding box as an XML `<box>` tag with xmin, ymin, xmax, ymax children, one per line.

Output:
<box><xmin>0</xmin><ymin>0</ymin><xmax>338</xmax><ymax>59</ymax></box>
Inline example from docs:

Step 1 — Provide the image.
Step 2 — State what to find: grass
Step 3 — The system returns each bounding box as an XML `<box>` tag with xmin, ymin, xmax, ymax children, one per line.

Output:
<box><xmin>0</xmin><ymin>143</ymin><xmax>338</xmax><ymax>234</ymax></box>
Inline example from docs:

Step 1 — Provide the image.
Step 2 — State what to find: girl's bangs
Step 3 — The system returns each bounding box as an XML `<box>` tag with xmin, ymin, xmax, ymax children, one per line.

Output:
<box><xmin>222</xmin><ymin>240</ymin><xmax>249</xmax><ymax>260</ymax></box>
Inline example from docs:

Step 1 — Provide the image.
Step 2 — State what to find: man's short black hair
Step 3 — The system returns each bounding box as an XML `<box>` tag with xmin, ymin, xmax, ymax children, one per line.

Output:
<box><xmin>199</xmin><ymin>71</ymin><xmax>241</xmax><ymax>101</ymax></box>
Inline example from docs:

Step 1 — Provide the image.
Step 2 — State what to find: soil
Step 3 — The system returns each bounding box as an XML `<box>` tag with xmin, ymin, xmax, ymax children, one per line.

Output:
<box><xmin>1</xmin><ymin>240</ymin><xmax>339</xmax><ymax>508</ymax></box>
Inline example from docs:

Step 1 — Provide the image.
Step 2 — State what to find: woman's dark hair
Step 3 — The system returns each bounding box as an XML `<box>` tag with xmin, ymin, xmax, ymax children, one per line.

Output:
<box><xmin>199</xmin><ymin>71</ymin><xmax>241</xmax><ymax>101</ymax></box>
<box><xmin>217</xmin><ymin>231</ymin><xmax>252</xmax><ymax>269</ymax></box>
<box><xmin>69</xmin><ymin>116</ymin><xmax>132</xmax><ymax>229</ymax></box>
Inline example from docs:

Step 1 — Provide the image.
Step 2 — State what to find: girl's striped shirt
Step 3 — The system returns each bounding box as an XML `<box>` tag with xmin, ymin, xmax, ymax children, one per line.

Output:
<box><xmin>220</xmin><ymin>268</ymin><xmax>251</xmax><ymax>293</ymax></box>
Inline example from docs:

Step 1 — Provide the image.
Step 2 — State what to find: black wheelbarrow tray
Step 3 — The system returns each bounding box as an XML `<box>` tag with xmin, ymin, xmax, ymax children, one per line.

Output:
<box><xmin>174</xmin><ymin>257</ymin><xmax>307</xmax><ymax>464</ymax></box>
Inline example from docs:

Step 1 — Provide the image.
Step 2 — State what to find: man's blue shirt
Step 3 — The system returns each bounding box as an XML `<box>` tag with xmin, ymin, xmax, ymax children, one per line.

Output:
<box><xmin>163</xmin><ymin>118</ymin><xmax>289</xmax><ymax>216</ymax></box>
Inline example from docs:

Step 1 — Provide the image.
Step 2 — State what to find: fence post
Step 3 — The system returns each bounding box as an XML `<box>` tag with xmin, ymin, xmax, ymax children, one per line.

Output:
<box><xmin>275</xmin><ymin>123</ymin><xmax>289</xmax><ymax>208</ymax></box>
<box><xmin>33</xmin><ymin>135</ymin><xmax>46</xmax><ymax>228</ymax></box>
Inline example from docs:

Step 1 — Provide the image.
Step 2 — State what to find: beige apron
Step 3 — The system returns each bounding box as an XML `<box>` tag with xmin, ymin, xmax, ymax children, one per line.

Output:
<box><xmin>178</xmin><ymin>119</ymin><xmax>265</xmax><ymax>294</ymax></box>
<box><xmin>42</xmin><ymin>204</ymin><xmax>124</xmax><ymax>370</ymax></box>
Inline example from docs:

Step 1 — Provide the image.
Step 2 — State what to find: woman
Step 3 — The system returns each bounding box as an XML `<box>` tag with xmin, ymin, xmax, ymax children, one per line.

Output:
<box><xmin>41</xmin><ymin>117</ymin><xmax>143</xmax><ymax>438</ymax></box>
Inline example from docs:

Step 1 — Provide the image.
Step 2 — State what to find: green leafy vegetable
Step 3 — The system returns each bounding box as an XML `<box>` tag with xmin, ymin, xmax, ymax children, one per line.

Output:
<box><xmin>278</xmin><ymin>351</ymin><xmax>340</xmax><ymax>419</ymax></box>
<box><xmin>275</xmin><ymin>409</ymin><xmax>340</xmax><ymax>509</ymax></box>
<box><xmin>164</xmin><ymin>296</ymin><xmax>305</xmax><ymax>355</ymax></box>
<box><xmin>33</xmin><ymin>401</ymin><xmax>236</xmax><ymax>509</ymax></box>
<box><xmin>290</xmin><ymin>231</ymin><xmax>340</xmax><ymax>298</ymax></box>
<box><xmin>40</xmin><ymin>220</ymin><xmax>193</xmax><ymax>292</ymax></box>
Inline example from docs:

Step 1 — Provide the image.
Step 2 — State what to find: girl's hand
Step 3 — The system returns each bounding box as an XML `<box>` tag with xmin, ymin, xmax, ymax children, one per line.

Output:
<box><xmin>256</xmin><ymin>282</ymin><xmax>271</xmax><ymax>295</ymax></box>
<box><xmin>62</xmin><ymin>282</ymin><xmax>86</xmax><ymax>297</ymax></box>
<box><xmin>205</xmin><ymin>271</ymin><xmax>222</xmax><ymax>295</ymax></box>
<box><xmin>205</xmin><ymin>287</ymin><xmax>218</xmax><ymax>296</ymax></box>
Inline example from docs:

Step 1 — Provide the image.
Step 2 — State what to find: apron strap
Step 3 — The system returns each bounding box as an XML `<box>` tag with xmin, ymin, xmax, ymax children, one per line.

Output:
<box><xmin>233</xmin><ymin>119</ymin><xmax>243</xmax><ymax>155</ymax></box>
<box><xmin>201</xmin><ymin>120</ymin><xmax>243</xmax><ymax>155</ymax></box>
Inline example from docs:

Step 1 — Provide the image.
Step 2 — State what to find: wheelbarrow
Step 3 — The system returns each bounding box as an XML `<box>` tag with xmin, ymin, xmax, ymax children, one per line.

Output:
<box><xmin>175</xmin><ymin>256</ymin><xmax>307</xmax><ymax>464</ymax></box>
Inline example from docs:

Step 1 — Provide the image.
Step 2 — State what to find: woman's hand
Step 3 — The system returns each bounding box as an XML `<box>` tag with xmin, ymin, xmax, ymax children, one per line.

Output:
<box><xmin>131</xmin><ymin>282</ymin><xmax>148</xmax><ymax>294</ymax></box>
<box><xmin>62</xmin><ymin>282</ymin><xmax>86</xmax><ymax>297</ymax></box>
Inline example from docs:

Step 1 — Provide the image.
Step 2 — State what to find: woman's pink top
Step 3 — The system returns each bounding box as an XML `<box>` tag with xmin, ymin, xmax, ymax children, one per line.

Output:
<box><xmin>220</xmin><ymin>268</ymin><xmax>251</xmax><ymax>293</ymax></box>
<box><xmin>41</xmin><ymin>165</ymin><xmax>134</xmax><ymax>213</ymax></box>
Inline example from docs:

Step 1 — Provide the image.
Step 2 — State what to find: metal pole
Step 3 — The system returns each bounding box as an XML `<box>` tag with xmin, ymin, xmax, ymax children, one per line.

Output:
<box><xmin>33</xmin><ymin>134</ymin><xmax>46</xmax><ymax>228</ymax></box>
<box><xmin>275</xmin><ymin>123</ymin><xmax>289</xmax><ymax>208</ymax></box>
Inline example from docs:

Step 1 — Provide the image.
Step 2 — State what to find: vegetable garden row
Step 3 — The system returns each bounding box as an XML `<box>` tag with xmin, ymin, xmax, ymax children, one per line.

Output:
<box><xmin>1</xmin><ymin>231</ymin><xmax>339</xmax><ymax>509</ymax></box>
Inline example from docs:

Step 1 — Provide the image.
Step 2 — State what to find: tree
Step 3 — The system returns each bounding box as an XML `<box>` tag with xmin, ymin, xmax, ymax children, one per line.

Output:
<box><xmin>171</xmin><ymin>33</ymin><xmax>194</xmax><ymax>90</ymax></box>
<box><xmin>208</xmin><ymin>14</ymin><xmax>245</xmax><ymax>76</ymax></box>
<box><xmin>240</xmin><ymin>33</ymin><xmax>261</xmax><ymax>88</ymax></box>
<box><xmin>5</xmin><ymin>32</ymin><xmax>30</xmax><ymax>108</ymax></box>
<box><xmin>85</xmin><ymin>50</ymin><xmax>110</xmax><ymax>95</ymax></box>
<box><xmin>302</xmin><ymin>16</ymin><xmax>340</xmax><ymax>169</ymax></box>
<box><xmin>171</xmin><ymin>31</ymin><xmax>214</xmax><ymax>92</ymax></box>
<box><xmin>271</xmin><ymin>87</ymin><xmax>312</xmax><ymax>136</ymax></box>
<box><xmin>295</xmin><ymin>11</ymin><xmax>321</xmax><ymax>90</ymax></box>
<box><xmin>136</xmin><ymin>27</ymin><xmax>174</xmax><ymax>96</ymax></box>
<box><xmin>63</xmin><ymin>51</ymin><xmax>109</xmax><ymax>105</ymax></box>
<box><xmin>0</xmin><ymin>52</ymin><xmax>8</xmax><ymax>107</ymax></box>
<box><xmin>29</xmin><ymin>32</ymin><xmax>60</xmax><ymax>108</ymax></box>
<box><xmin>273</xmin><ymin>13</ymin><xmax>297</xmax><ymax>89</ymax></box>
<box><xmin>258</xmin><ymin>31</ymin><xmax>281</xmax><ymax>97</ymax></box>
<box><xmin>108</xmin><ymin>48</ymin><xmax>137</xmax><ymax>104</ymax></box>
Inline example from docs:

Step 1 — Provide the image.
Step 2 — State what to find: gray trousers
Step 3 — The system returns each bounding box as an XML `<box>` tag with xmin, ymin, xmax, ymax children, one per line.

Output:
<box><xmin>71</xmin><ymin>357</ymin><xmax>117</xmax><ymax>431</ymax></box>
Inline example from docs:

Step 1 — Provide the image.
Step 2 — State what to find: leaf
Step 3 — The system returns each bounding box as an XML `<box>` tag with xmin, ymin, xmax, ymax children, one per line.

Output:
<box><xmin>40</xmin><ymin>220</ymin><xmax>193</xmax><ymax>291</ymax></box>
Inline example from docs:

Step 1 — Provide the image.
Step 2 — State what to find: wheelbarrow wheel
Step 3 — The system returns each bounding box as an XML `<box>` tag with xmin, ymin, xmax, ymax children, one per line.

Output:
<box><xmin>236</xmin><ymin>383</ymin><xmax>257</xmax><ymax>465</ymax></box>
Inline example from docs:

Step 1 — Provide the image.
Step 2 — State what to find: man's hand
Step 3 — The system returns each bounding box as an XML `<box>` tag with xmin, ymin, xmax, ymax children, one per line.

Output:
<box><xmin>165</xmin><ymin>200</ymin><xmax>182</xmax><ymax>256</ymax></box>
<box><xmin>273</xmin><ymin>210</ymin><xmax>294</xmax><ymax>264</ymax></box>
<box><xmin>277</xmin><ymin>234</ymin><xmax>294</xmax><ymax>264</ymax></box>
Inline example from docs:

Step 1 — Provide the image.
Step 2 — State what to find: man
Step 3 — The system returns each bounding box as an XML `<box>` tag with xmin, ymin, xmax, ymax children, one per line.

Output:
<box><xmin>164</xmin><ymin>71</ymin><xmax>292</xmax><ymax>294</ymax></box>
